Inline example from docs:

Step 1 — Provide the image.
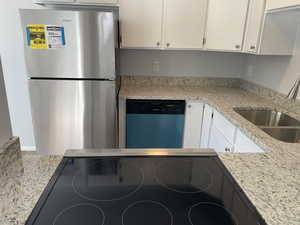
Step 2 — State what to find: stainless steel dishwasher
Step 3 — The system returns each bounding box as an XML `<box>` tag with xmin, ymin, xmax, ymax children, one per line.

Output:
<box><xmin>126</xmin><ymin>100</ymin><xmax>186</xmax><ymax>148</ymax></box>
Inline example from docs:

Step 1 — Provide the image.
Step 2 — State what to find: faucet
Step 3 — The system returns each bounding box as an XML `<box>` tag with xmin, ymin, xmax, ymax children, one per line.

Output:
<box><xmin>287</xmin><ymin>77</ymin><xmax>300</xmax><ymax>101</ymax></box>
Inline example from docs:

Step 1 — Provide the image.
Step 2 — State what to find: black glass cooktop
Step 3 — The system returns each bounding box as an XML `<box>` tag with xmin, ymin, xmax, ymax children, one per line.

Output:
<box><xmin>26</xmin><ymin>156</ymin><xmax>266</xmax><ymax>225</ymax></box>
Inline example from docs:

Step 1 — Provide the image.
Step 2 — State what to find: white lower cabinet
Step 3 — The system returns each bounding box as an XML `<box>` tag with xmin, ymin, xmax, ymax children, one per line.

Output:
<box><xmin>199</xmin><ymin>104</ymin><xmax>264</xmax><ymax>153</ymax></box>
<box><xmin>183</xmin><ymin>101</ymin><xmax>204</xmax><ymax>148</ymax></box>
<box><xmin>213</xmin><ymin>110</ymin><xmax>236</xmax><ymax>144</ymax></box>
<box><xmin>209</xmin><ymin>125</ymin><xmax>234</xmax><ymax>153</ymax></box>
<box><xmin>235</xmin><ymin>129</ymin><xmax>264</xmax><ymax>153</ymax></box>
<box><xmin>200</xmin><ymin>104</ymin><xmax>213</xmax><ymax>148</ymax></box>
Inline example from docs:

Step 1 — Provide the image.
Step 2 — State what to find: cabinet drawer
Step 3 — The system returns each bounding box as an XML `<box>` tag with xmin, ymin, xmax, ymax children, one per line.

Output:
<box><xmin>235</xmin><ymin>129</ymin><xmax>264</xmax><ymax>153</ymax></box>
<box><xmin>213</xmin><ymin>110</ymin><xmax>236</xmax><ymax>144</ymax></box>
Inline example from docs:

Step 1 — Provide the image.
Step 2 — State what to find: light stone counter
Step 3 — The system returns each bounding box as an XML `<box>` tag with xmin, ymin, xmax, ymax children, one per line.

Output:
<box><xmin>1</xmin><ymin>152</ymin><xmax>62</xmax><ymax>225</ymax></box>
<box><xmin>119</xmin><ymin>84</ymin><xmax>300</xmax><ymax>225</ymax></box>
<box><xmin>1</xmin><ymin>79</ymin><xmax>299</xmax><ymax>225</ymax></box>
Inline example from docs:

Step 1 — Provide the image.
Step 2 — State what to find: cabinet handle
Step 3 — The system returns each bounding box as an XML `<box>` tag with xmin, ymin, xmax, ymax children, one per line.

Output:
<box><xmin>166</xmin><ymin>43</ymin><xmax>170</xmax><ymax>47</ymax></box>
<box><xmin>235</xmin><ymin>45</ymin><xmax>240</xmax><ymax>49</ymax></box>
<box><xmin>157</xmin><ymin>42</ymin><xmax>160</xmax><ymax>47</ymax></box>
<box><xmin>225</xmin><ymin>147</ymin><xmax>231</xmax><ymax>152</ymax></box>
<box><xmin>250</xmin><ymin>45</ymin><xmax>256</xmax><ymax>50</ymax></box>
<box><xmin>188</xmin><ymin>104</ymin><xmax>192</xmax><ymax>108</ymax></box>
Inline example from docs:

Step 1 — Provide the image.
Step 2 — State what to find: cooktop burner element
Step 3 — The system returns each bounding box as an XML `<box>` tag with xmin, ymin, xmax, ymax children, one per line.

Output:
<box><xmin>53</xmin><ymin>204</ymin><xmax>105</xmax><ymax>225</ymax></box>
<box><xmin>155</xmin><ymin>159</ymin><xmax>213</xmax><ymax>193</ymax></box>
<box><xmin>122</xmin><ymin>200</ymin><xmax>173</xmax><ymax>225</ymax></box>
<box><xmin>25</xmin><ymin>155</ymin><xmax>266</xmax><ymax>225</ymax></box>
<box><xmin>72</xmin><ymin>159</ymin><xmax>144</xmax><ymax>201</ymax></box>
<box><xmin>188</xmin><ymin>202</ymin><xmax>236</xmax><ymax>225</ymax></box>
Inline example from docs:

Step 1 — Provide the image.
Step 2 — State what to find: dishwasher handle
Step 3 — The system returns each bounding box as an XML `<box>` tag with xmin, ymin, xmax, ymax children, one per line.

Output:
<box><xmin>126</xmin><ymin>100</ymin><xmax>186</xmax><ymax>115</ymax></box>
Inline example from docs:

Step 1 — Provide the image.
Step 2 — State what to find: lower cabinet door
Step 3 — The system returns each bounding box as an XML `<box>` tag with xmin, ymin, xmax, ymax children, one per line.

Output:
<box><xmin>208</xmin><ymin>125</ymin><xmax>233</xmax><ymax>152</ymax></box>
<box><xmin>235</xmin><ymin>129</ymin><xmax>264</xmax><ymax>152</ymax></box>
<box><xmin>200</xmin><ymin>104</ymin><xmax>213</xmax><ymax>148</ymax></box>
<box><xmin>183</xmin><ymin>102</ymin><xmax>204</xmax><ymax>148</ymax></box>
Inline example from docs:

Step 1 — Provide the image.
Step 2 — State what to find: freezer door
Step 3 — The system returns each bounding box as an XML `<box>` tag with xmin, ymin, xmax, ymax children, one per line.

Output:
<box><xmin>20</xmin><ymin>9</ymin><xmax>116</xmax><ymax>80</ymax></box>
<box><xmin>29</xmin><ymin>80</ymin><xmax>116</xmax><ymax>155</ymax></box>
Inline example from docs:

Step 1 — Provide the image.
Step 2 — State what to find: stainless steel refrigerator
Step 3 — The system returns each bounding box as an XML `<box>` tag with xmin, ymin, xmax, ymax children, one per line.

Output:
<box><xmin>20</xmin><ymin>9</ymin><xmax>119</xmax><ymax>155</ymax></box>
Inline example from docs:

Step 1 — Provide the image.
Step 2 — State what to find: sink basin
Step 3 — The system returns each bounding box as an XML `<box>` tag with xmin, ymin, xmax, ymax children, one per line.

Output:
<box><xmin>262</xmin><ymin>128</ymin><xmax>300</xmax><ymax>143</ymax></box>
<box><xmin>234</xmin><ymin>108</ymin><xmax>300</xmax><ymax>143</ymax></box>
<box><xmin>234</xmin><ymin>108</ymin><xmax>300</xmax><ymax>127</ymax></box>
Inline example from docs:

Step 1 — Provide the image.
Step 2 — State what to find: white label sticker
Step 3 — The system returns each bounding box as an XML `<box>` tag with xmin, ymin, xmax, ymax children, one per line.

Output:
<box><xmin>45</xmin><ymin>25</ymin><xmax>66</xmax><ymax>49</ymax></box>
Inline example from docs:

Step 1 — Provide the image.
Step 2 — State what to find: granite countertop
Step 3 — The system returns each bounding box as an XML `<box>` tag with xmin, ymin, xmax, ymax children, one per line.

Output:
<box><xmin>1</xmin><ymin>84</ymin><xmax>299</xmax><ymax>225</ymax></box>
<box><xmin>1</xmin><ymin>151</ymin><xmax>62</xmax><ymax>225</ymax></box>
<box><xmin>119</xmin><ymin>85</ymin><xmax>300</xmax><ymax>225</ymax></box>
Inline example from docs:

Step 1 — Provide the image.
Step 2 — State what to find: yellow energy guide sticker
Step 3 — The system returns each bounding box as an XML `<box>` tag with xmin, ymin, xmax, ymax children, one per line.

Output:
<box><xmin>26</xmin><ymin>24</ymin><xmax>47</xmax><ymax>49</ymax></box>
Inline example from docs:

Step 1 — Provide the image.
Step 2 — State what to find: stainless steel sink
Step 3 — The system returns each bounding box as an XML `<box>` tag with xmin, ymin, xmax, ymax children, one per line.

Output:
<box><xmin>234</xmin><ymin>108</ymin><xmax>300</xmax><ymax>143</ymax></box>
<box><xmin>261</xmin><ymin>128</ymin><xmax>300</xmax><ymax>143</ymax></box>
<box><xmin>234</xmin><ymin>108</ymin><xmax>300</xmax><ymax>127</ymax></box>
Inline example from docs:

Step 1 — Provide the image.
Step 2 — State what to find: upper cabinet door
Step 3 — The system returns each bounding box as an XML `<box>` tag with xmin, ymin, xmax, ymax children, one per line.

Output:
<box><xmin>164</xmin><ymin>0</ymin><xmax>207</xmax><ymax>49</ymax></box>
<box><xmin>243</xmin><ymin>0</ymin><xmax>266</xmax><ymax>53</ymax></box>
<box><xmin>119</xmin><ymin>0</ymin><xmax>163</xmax><ymax>48</ymax></box>
<box><xmin>77</xmin><ymin>0</ymin><xmax>118</xmax><ymax>4</ymax></box>
<box><xmin>35</xmin><ymin>0</ymin><xmax>74</xmax><ymax>2</ymax></box>
<box><xmin>205</xmin><ymin>0</ymin><xmax>249</xmax><ymax>51</ymax></box>
<box><xmin>266</xmin><ymin>0</ymin><xmax>300</xmax><ymax>10</ymax></box>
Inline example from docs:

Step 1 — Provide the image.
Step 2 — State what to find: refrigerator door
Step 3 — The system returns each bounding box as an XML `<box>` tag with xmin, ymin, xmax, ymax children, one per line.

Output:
<box><xmin>20</xmin><ymin>9</ymin><xmax>116</xmax><ymax>80</ymax></box>
<box><xmin>29</xmin><ymin>80</ymin><xmax>116</xmax><ymax>155</ymax></box>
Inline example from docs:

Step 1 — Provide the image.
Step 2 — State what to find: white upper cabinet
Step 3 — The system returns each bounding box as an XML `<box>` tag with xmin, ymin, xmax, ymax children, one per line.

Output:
<box><xmin>243</xmin><ymin>0</ymin><xmax>266</xmax><ymax>53</ymax></box>
<box><xmin>118</xmin><ymin>0</ymin><xmax>298</xmax><ymax>54</ymax></box>
<box><xmin>119</xmin><ymin>0</ymin><xmax>207</xmax><ymax>49</ymax></box>
<box><xmin>204</xmin><ymin>0</ymin><xmax>249</xmax><ymax>51</ymax></box>
<box><xmin>243</xmin><ymin>0</ymin><xmax>298</xmax><ymax>55</ymax></box>
<box><xmin>259</xmin><ymin>14</ymin><xmax>298</xmax><ymax>55</ymax></box>
<box><xmin>36</xmin><ymin>0</ymin><xmax>118</xmax><ymax>4</ymax></box>
<box><xmin>266</xmin><ymin>0</ymin><xmax>300</xmax><ymax>10</ymax></box>
<box><xmin>164</xmin><ymin>0</ymin><xmax>207</xmax><ymax>49</ymax></box>
<box><xmin>77</xmin><ymin>0</ymin><xmax>118</xmax><ymax>4</ymax></box>
<box><xmin>119</xmin><ymin>0</ymin><xmax>163</xmax><ymax>48</ymax></box>
<box><xmin>35</xmin><ymin>0</ymin><xmax>74</xmax><ymax>3</ymax></box>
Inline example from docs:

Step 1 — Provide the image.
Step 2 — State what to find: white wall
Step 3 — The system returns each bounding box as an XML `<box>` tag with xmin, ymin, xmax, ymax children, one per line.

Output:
<box><xmin>0</xmin><ymin>0</ymin><xmax>41</xmax><ymax>149</ymax></box>
<box><xmin>244</xmin><ymin>24</ymin><xmax>300</xmax><ymax>99</ymax></box>
<box><xmin>121</xmin><ymin>50</ymin><xmax>247</xmax><ymax>77</ymax></box>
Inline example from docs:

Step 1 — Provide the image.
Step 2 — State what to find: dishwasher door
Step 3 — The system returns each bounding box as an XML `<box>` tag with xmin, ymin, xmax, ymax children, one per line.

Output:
<box><xmin>126</xmin><ymin>100</ymin><xmax>185</xmax><ymax>148</ymax></box>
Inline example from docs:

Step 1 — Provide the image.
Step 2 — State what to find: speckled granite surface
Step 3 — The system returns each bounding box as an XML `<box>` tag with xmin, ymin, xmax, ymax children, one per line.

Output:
<box><xmin>119</xmin><ymin>80</ymin><xmax>300</xmax><ymax>225</ymax></box>
<box><xmin>1</xmin><ymin>152</ymin><xmax>62</xmax><ymax>225</ymax></box>
<box><xmin>1</xmin><ymin>77</ymin><xmax>299</xmax><ymax>225</ymax></box>
<box><xmin>0</xmin><ymin>137</ymin><xmax>21</xmax><ymax>172</ymax></box>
